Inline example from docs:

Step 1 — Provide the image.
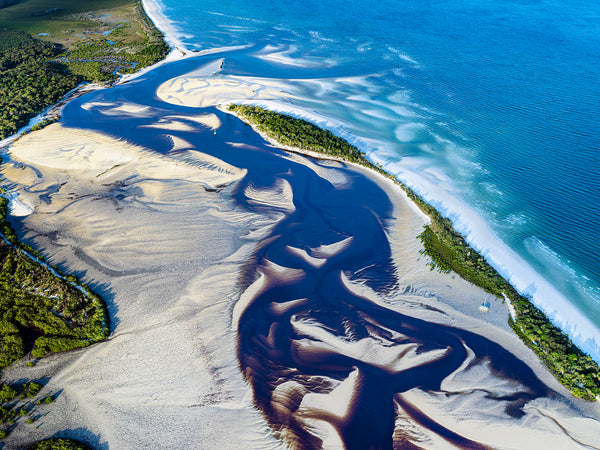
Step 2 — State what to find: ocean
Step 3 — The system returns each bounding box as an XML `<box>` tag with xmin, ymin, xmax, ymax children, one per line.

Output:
<box><xmin>148</xmin><ymin>0</ymin><xmax>600</xmax><ymax>358</ymax></box>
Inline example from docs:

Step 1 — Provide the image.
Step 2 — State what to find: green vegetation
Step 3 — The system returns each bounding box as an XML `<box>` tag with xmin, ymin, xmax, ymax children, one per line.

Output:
<box><xmin>0</xmin><ymin>384</ymin><xmax>16</xmax><ymax>403</ymax></box>
<box><xmin>0</xmin><ymin>31</ymin><xmax>80</xmax><ymax>139</ymax></box>
<box><xmin>0</xmin><ymin>0</ymin><xmax>168</xmax><ymax>140</ymax></box>
<box><xmin>19</xmin><ymin>382</ymin><xmax>42</xmax><ymax>399</ymax></box>
<box><xmin>415</xmin><ymin>208</ymin><xmax>600</xmax><ymax>401</ymax></box>
<box><xmin>228</xmin><ymin>104</ymin><xmax>600</xmax><ymax>402</ymax></box>
<box><xmin>56</xmin><ymin>0</ymin><xmax>168</xmax><ymax>81</ymax></box>
<box><xmin>0</xmin><ymin>197</ymin><xmax>109</xmax><ymax>368</ymax></box>
<box><xmin>29</xmin><ymin>438</ymin><xmax>92</xmax><ymax>450</ymax></box>
<box><xmin>31</xmin><ymin>117</ymin><xmax>58</xmax><ymax>132</ymax></box>
<box><xmin>227</xmin><ymin>105</ymin><xmax>366</xmax><ymax>163</ymax></box>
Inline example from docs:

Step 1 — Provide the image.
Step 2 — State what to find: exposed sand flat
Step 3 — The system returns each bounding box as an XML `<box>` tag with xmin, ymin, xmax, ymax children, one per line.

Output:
<box><xmin>243</xmin><ymin>178</ymin><xmax>295</xmax><ymax>213</ymax></box>
<box><xmin>350</xmin><ymin>164</ymin><xmax>579</xmax><ymax>387</ymax></box>
<box><xmin>398</xmin><ymin>389</ymin><xmax>600</xmax><ymax>449</ymax></box>
<box><xmin>0</xmin><ymin>3</ymin><xmax>589</xmax><ymax>442</ymax></box>
<box><xmin>157</xmin><ymin>74</ymin><xmax>297</xmax><ymax>108</ymax></box>
<box><xmin>7</xmin><ymin>124</ymin><xmax>245</xmax><ymax>188</ymax></box>
<box><xmin>0</xmin><ymin>124</ymin><xmax>282</xmax><ymax>449</ymax></box>
<box><xmin>155</xmin><ymin>67</ymin><xmax>600</xmax><ymax>362</ymax></box>
<box><xmin>0</xmin><ymin>112</ymin><xmax>598</xmax><ymax>448</ymax></box>
<box><xmin>100</xmin><ymin>103</ymin><xmax>152</xmax><ymax>117</ymax></box>
<box><xmin>170</xmin><ymin>113</ymin><xmax>223</xmax><ymax>130</ymax></box>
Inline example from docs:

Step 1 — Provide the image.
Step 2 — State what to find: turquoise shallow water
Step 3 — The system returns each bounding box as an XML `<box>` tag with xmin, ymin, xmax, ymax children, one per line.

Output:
<box><xmin>152</xmin><ymin>0</ymin><xmax>600</xmax><ymax>356</ymax></box>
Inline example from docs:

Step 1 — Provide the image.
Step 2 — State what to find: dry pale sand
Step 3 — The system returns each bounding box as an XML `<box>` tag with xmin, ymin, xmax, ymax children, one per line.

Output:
<box><xmin>0</xmin><ymin>124</ymin><xmax>282</xmax><ymax>449</ymax></box>
<box><xmin>0</xmin><ymin>113</ymin><xmax>599</xmax><ymax>448</ymax></box>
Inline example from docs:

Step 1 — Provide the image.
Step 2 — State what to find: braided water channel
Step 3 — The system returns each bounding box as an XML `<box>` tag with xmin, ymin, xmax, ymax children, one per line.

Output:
<box><xmin>58</xmin><ymin>54</ymin><xmax>596</xmax><ymax>449</ymax></box>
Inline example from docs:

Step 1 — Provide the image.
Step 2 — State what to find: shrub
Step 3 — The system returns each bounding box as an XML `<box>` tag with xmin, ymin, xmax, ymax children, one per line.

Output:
<box><xmin>0</xmin><ymin>385</ymin><xmax>16</xmax><ymax>403</ymax></box>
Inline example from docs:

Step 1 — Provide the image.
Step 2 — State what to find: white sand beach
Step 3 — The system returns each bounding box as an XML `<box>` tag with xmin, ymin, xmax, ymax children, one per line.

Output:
<box><xmin>154</xmin><ymin>65</ymin><xmax>600</xmax><ymax>363</ymax></box>
<box><xmin>0</xmin><ymin>0</ymin><xmax>597</xmax><ymax>445</ymax></box>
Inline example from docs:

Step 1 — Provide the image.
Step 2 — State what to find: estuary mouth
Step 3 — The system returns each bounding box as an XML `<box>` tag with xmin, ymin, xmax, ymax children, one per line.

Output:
<box><xmin>44</xmin><ymin>53</ymin><xmax>599</xmax><ymax>448</ymax></box>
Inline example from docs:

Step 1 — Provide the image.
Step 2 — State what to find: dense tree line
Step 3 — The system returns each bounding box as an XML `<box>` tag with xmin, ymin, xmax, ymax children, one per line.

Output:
<box><xmin>227</xmin><ymin>104</ymin><xmax>366</xmax><ymax>162</ymax></box>
<box><xmin>0</xmin><ymin>0</ymin><xmax>165</xmax><ymax>374</ymax></box>
<box><xmin>0</xmin><ymin>31</ymin><xmax>80</xmax><ymax>140</ymax></box>
<box><xmin>416</xmin><ymin>204</ymin><xmax>600</xmax><ymax>401</ymax></box>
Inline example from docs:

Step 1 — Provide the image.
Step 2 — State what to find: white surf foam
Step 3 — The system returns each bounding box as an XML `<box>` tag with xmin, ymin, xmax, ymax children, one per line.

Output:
<box><xmin>389</xmin><ymin>158</ymin><xmax>600</xmax><ymax>361</ymax></box>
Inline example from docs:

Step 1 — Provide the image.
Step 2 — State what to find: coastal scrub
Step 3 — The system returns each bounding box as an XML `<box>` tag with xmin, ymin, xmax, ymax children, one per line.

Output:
<box><xmin>0</xmin><ymin>0</ymin><xmax>168</xmax><ymax>140</ymax></box>
<box><xmin>0</xmin><ymin>31</ymin><xmax>80</xmax><ymax>139</ymax></box>
<box><xmin>28</xmin><ymin>438</ymin><xmax>92</xmax><ymax>450</ymax></box>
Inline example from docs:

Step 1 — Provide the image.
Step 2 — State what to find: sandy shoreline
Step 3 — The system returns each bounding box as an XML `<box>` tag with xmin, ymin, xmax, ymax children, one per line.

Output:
<box><xmin>223</xmin><ymin>116</ymin><xmax>588</xmax><ymax>392</ymax></box>
<box><xmin>154</xmin><ymin>67</ymin><xmax>600</xmax><ymax>363</ymax></box>
<box><xmin>0</xmin><ymin>1</ymin><xmax>597</xmax><ymax>448</ymax></box>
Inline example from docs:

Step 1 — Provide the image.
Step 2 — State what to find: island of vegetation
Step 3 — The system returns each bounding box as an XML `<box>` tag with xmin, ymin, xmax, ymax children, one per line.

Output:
<box><xmin>0</xmin><ymin>379</ymin><xmax>61</xmax><ymax>439</ymax></box>
<box><xmin>0</xmin><ymin>380</ymin><xmax>94</xmax><ymax>446</ymax></box>
<box><xmin>0</xmin><ymin>0</ymin><xmax>168</xmax><ymax>140</ymax></box>
<box><xmin>227</xmin><ymin>104</ymin><xmax>600</xmax><ymax>402</ymax></box>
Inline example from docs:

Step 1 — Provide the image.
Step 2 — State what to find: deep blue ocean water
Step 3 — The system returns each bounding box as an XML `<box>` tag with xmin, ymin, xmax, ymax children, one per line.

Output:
<box><xmin>153</xmin><ymin>0</ymin><xmax>600</xmax><ymax>355</ymax></box>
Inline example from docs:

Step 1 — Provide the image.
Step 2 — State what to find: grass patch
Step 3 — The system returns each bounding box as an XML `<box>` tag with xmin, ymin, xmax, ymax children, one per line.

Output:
<box><xmin>228</xmin><ymin>104</ymin><xmax>600</xmax><ymax>402</ymax></box>
<box><xmin>0</xmin><ymin>0</ymin><xmax>145</xmax><ymax>42</ymax></box>
<box><xmin>28</xmin><ymin>438</ymin><xmax>92</xmax><ymax>450</ymax></box>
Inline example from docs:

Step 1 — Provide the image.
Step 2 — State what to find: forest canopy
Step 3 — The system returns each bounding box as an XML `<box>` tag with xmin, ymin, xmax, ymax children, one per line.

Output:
<box><xmin>0</xmin><ymin>31</ymin><xmax>80</xmax><ymax>139</ymax></box>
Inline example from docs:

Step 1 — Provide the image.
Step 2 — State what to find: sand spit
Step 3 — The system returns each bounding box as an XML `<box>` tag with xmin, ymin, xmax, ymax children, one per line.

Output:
<box><xmin>157</xmin><ymin>74</ymin><xmax>297</xmax><ymax>108</ymax></box>
<box><xmin>0</xmin><ymin>124</ymin><xmax>282</xmax><ymax>449</ymax></box>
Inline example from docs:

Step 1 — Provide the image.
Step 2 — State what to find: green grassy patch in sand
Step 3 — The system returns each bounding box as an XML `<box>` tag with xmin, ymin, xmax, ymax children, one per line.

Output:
<box><xmin>28</xmin><ymin>438</ymin><xmax>92</xmax><ymax>449</ymax></box>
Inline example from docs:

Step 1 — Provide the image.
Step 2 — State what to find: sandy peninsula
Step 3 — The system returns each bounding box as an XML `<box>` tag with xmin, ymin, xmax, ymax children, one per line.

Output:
<box><xmin>0</xmin><ymin>123</ymin><xmax>281</xmax><ymax>448</ymax></box>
